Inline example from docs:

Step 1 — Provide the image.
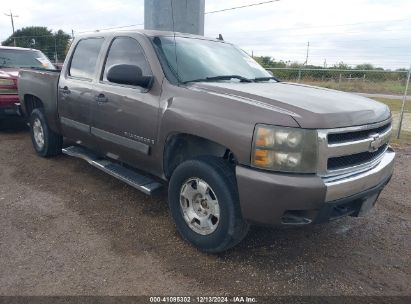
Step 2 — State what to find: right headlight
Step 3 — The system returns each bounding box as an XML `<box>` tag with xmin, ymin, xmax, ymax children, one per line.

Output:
<box><xmin>252</xmin><ymin>124</ymin><xmax>318</xmax><ymax>173</ymax></box>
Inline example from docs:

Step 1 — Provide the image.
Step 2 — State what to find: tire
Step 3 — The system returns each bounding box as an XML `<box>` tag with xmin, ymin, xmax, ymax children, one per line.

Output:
<box><xmin>29</xmin><ymin>108</ymin><xmax>62</xmax><ymax>157</ymax></box>
<box><xmin>168</xmin><ymin>156</ymin><xmax>249</xmax><ymax>253</ymax></box>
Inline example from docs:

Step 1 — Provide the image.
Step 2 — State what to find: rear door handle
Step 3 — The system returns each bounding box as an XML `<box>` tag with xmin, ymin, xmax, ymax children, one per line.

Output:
<box><xmin>59</xmin><ymin>86</ymin><xmax>71</xmax><ymax>95</ymax></box>
<box><xmin>95</xmin><ymin>93</ymin><xmax>108</xmax><ymax>103</ymax></box>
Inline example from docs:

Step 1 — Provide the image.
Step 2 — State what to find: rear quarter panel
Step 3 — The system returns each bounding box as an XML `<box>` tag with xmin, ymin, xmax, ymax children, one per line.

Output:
<box><xmin>18</xmin><ymin>69</ymin><xmax>61</xmax><ymax>132</ymax></box>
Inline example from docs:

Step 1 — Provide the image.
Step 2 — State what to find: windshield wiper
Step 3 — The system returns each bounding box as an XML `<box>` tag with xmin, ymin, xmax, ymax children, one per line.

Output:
<box><xmin>184</xmin><ymin>75</ymin><xmax>252</xmax><ymax>84</ymax></box>
<box><xmin>253</xmin><ymin>76</ymin><xmax>280</xmax><ymax>82</ymax></box>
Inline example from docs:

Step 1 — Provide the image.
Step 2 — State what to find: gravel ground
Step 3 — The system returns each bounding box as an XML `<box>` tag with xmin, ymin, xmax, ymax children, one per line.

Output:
<box><xmin>0</xmin><ymin>117</ymin><xmax>410</xmax><ymax>296</ymax></box>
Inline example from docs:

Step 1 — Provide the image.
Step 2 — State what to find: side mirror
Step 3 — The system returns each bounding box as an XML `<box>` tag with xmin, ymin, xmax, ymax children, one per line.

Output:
<box><xmin>107</xmin><ymin>64</ymin><xmax>154</xmax><ymax>89</ymax></box>
<box><xmin>267</xmin><ymin>70</ymin><xmax>274</xmax><ymax>76</ymax></box>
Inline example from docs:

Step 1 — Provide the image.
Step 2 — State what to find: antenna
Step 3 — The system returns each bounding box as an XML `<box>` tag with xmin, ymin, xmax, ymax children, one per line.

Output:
<box><xmin>304</xmin><ymin>41</ymin><xmax>310</xmax><ymax>66</ymax></box>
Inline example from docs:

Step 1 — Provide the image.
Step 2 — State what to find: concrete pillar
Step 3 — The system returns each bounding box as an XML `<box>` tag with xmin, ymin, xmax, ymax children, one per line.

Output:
<box><xmin>144</xmin><ymin>0</ymin><xmax>205</xmax><ymax>35</ymax></box>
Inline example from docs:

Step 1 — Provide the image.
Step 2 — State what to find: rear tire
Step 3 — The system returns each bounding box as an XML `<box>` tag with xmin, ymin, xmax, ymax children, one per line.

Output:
<box><xmin>168</xmin><ymin>156</ymin><xmax>249</xmax><ymax>253</ymax></box>
<box><xmin>29</xmin><ymin>108</ymin><xmax>62</xmax><ymax>157</ymax></box>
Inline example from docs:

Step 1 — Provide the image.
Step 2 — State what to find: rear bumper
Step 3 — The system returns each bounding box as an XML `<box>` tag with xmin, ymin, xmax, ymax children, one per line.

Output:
<box><xmin>0</xmin><ymin>95</ymin><xmax>20</xmax><ymax>116</ymax></box>
<box><xmin>236</xmin><ymin>148</ymin><xmax>395</xmax><ymax>225</ymax></box>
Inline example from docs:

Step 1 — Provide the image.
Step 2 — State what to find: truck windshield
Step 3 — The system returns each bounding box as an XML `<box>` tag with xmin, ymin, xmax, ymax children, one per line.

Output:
<box><xmin>153</xmin><ymin>36</ymin><xmax>272</xmax><ymax>83</ymax></box>
<box><xmin>0</xmin><ymin>49</ymin><xmax>55</xmax><ymax>70</ymax></box>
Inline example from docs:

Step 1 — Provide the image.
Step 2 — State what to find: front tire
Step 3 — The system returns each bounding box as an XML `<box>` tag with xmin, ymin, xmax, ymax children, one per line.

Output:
<box><xmin>29</xmin><ymin>108</ymin><xmax>62</xmax><ymax>157</ymax></box>
<box><xmin>168</xmin><ymin>156</ymin><xmax>249</xmax><ymax>253</ymax></box>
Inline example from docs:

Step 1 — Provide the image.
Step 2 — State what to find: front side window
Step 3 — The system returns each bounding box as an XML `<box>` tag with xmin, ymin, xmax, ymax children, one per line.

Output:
<box><xmin>103</xmin><ymin>37</ymin><xmax>152</xmax><ymax>82</ymax></box>
<box><xmin>69</xmin><ymin>38</ymin><xmax>104</xmax><ymax>79</ymax></box>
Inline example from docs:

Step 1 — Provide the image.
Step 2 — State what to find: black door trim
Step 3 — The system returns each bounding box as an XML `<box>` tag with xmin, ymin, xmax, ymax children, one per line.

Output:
<box><xmin>91</xmin><ymin>127</ymin><xmax>150</xmax><ymax>155</ymax></box>
<box><xmin>61</xmin><ymin>117</ymin><xmax>90</xmax><ymax>133</ymax></box>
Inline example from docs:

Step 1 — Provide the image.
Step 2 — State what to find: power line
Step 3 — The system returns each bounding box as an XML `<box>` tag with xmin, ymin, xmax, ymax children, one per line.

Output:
<box><xmin>210</xmin><ymin>18</ymin><xmax>411</xmax><ymax>37</ymax></box>
<box><xmin>205</xmin><ymin>0</ymin><xmax>280</xmax><ymax>14</ymax></box>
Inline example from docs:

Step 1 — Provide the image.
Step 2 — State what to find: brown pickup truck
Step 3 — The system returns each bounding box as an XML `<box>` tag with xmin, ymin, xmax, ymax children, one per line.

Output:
<box><xmin>18</xmin><ymin>30</ymin><xmax>395</xmax><ymax>252</ymax></box>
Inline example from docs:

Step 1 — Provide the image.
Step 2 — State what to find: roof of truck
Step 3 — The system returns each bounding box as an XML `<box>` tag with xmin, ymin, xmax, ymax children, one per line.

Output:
<box><xmin>76</xmin><ymin>29</ymin><xmax>223</xmax><ymax>42</ymax></box>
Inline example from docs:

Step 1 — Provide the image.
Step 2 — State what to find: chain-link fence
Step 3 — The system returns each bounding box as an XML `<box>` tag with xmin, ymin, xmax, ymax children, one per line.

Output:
<box><xmin>267</xmin><ymin>67</ymin><xmax>411</xmax><ymax>144</ymax></box>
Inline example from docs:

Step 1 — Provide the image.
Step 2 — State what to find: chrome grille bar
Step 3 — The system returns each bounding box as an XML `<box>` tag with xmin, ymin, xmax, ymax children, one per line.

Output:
<box><xmin>317</xmin><ymin>118</ymin><xmax>392</xmax><ymax>178</ymax></box>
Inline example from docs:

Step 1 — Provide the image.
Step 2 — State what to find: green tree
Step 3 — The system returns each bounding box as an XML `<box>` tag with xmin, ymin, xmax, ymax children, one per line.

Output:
<box><xmin>355</xmin><ymin>63</ymin><xmax>374</xmax><ymax>70</ymax></box>
<box><xmin>1</xmin><ymin>26</ymin><xmax>71</xmax><ymax>62</ymax></box>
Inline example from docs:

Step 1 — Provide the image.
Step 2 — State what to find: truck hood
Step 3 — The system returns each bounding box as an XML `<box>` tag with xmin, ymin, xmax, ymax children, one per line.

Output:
<box><xmin>0</xmin><ymin>68</ymin><xmax>19</xmax><ymax>80</ymax></box>
<box><xmin>190</xmin><ymin>82</ymin><xmax>390</xmax><ymax>129</ymax></box>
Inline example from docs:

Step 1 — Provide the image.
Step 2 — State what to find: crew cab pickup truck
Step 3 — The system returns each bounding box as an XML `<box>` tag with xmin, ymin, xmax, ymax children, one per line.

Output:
<box><xmin>18</xmin><ymin>30</ymin><xmax>395</xmax><ymax>252</ymax></box>
<box><xmin>0</xmin><ymin>46</ymin><xmax>55</xmax><ymax>123</ymax></box>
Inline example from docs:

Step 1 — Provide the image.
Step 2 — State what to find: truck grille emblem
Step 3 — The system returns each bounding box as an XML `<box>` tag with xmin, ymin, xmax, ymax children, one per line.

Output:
<box><xmin>369</xmin><ymin>133</ymin><xmax>382</xmax><ymax>152</ymax></box>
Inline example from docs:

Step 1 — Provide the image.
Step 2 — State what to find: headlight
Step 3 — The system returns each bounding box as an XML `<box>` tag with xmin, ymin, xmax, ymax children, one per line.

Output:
<box><xmin>0</xmin><ymin>78</ymin><xmax>15</xmax><ymax>86</ymax></box>
<box><xmin>252</xmin><ymin>125</ymin><xmax>318</xmax><ymax>173</ymax></box>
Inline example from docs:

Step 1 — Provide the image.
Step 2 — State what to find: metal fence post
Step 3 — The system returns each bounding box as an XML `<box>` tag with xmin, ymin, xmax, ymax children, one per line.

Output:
<box><xmin>397</xmin><ymin>66</ymin><xmax>411</xmax><ymax>139</ymax></box>
<box><xmin>298</xmin><ymin>68</ymin><xmax>302</xmax><ymax>82</ymax></box>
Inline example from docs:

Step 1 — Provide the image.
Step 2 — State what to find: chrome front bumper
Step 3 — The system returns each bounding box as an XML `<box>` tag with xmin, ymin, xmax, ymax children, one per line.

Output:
<box><xmin>324</xmin><ymin>148</ymin><xmax>395</xmax><ymax>201</ymax></box>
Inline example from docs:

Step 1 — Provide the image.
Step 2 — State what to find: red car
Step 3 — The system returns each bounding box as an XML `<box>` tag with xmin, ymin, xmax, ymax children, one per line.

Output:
<box><xmin>0</xmin><ymin>46</ymin><xmax>55</xmax><ymax>121</ymax></box>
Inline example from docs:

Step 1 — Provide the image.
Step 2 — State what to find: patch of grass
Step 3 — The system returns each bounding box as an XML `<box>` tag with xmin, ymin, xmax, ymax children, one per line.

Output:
<box><xmin>370</xmin><ymin>98</ymin><xmax>411</xmax><ymax>145</ymax></box>
<box><xmin>373</xmin><ymin>98</ymin><xmax>402</xmax><ymax>112</ymax></box>
<box><xmin>372</xmin><ymin>98</ymin><xmax>411</xmax><ymax>113</ymax></box>
<box><xmin>302</xmin><ymin>80</ymin><xmax>407</xmax><ymax>95</ymax></box>
<box><xmin>391</xmin><ymin>130</ymin><xmax>411</xmax><ymax>146</ymax></box>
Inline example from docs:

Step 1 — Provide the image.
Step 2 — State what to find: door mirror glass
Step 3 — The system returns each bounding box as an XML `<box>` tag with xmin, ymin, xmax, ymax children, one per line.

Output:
<box><xmin>107</xmin><ymin>64</ymin><xmax>153</xmax><ymax>89</ymax></box>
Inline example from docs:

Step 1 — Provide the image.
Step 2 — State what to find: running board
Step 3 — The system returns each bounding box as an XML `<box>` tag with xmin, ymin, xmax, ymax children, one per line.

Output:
<box><xmin>62</xmin><ymin>146</ymin><xmax>162</xmax><ymax>195</ymax></box>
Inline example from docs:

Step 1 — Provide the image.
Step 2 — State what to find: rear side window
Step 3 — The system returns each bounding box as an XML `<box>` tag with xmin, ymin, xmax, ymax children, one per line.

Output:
<box><xmin>69</xmin><ymin>38</ymin><xmax>104</xmax><ymax>79</ymax></box>
<box><xmin>102</xmin><ymin>37</ymin><xmax>152</xmax><ymax>82</ymax></box>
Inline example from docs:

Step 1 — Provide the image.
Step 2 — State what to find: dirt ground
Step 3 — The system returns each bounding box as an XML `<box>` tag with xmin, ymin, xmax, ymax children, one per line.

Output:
<box><xmin>0</xmin><ymin>117</ymin><xmax>410</xmax><ymax>296</ymax></box>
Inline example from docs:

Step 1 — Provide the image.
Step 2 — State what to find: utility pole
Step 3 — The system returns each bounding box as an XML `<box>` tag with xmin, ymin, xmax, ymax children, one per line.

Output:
<box><xmin>304</xmin><ymin>41</ymin><xmax>310</xmax><ymax>66</ymax></box>
<box><xmin>144</xmin><ymin>0</ymin><xmax>205</xmax><ymax>35</ymax></box>
<box><xmin>4</xmin><ymin>10</ymin><xmax>19</xmax><ymax>46</ymax></box>
<box><xmin>298</xmin><ymin>41</ymin><xmax>310</xmax><ymax>83</ymax></box>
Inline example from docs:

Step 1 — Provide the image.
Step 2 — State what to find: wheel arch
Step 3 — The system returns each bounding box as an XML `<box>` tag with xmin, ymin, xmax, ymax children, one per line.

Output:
<box><xmin>22</xmin><ymin>94</ymin><xmax>44</xmax><ymax>117</ymax></box>
<box><xmin>163</xmin><ymin>133</ymin><xmax>238</xmax><ymax>179</ymax></box>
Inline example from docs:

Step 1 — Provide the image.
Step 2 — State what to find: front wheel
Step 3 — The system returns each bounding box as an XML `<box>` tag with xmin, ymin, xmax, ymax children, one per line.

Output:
<box><xmin>29</xmin><ymin>108</ymin><xmax>62</xmax><ymax>157</ymax></box>
<box><xmin>168</xmin><ymin>156</ymin><xmax>249</xmax><ymax>253</ymax></box>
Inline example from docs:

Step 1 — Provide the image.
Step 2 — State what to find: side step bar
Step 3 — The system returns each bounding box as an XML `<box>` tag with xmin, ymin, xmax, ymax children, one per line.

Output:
<box><xmin>62</xmin><ymin>146</ymin><xmax>162</xmax><ymax>195</ymax></box>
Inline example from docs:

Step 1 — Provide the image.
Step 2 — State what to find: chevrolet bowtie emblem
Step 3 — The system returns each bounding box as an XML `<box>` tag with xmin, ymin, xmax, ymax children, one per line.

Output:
<box><xmin>369</xmin><ymin>133</ymin><xmax>383</xmax><ymax>152</ymax></box>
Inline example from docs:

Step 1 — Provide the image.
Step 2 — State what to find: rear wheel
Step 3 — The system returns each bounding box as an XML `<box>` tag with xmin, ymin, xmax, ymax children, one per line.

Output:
<box><xmin>168</xmin><ymin>156</ymin><xmax>249</xmax><ymax>253</ymax></box>
<box><xmin>29</xmin><ymin>108</ymin><xmax>62</xmax><ymax>157</ymax></box>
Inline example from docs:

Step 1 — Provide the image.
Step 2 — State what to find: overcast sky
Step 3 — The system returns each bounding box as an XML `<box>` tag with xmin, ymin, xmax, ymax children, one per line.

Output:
<box><xmin>1</xmin><ymin>0</ymin><xmax>411</xmax><ymax>69</ymax></box>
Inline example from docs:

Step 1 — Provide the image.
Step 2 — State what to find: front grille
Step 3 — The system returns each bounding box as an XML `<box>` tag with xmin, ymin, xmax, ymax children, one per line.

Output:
<box><xmin>328</xmin><ymin>144</ymin><xmax>387</xmax><ymax>170</ymax></box>
<box><xmin>328</xmin><ymin>123</ymin><xmax>391</xmax><ymax>144</ymax></box>
<box><xmin>317</xmin><ymin>119</ymin><xmax>392</xmax><ymax>177</ymax></box>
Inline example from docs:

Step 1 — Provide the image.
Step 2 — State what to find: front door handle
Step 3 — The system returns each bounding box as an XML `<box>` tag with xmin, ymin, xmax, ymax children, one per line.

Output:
<box><xmin>95</xmin><ymin>93</ymin><xmax>108</xmax><ymax>103</ymax></box>
<box><xmin>60</xmin><ymin>86</ymin><xmax>71</xmax><ymax>95</ymax></box>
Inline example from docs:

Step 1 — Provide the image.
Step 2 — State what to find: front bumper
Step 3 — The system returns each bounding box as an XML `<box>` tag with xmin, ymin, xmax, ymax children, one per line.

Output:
<box><xmin>236</xmin><ymin>148</ymin><xmax>395</xmax><ymax>225</ymax></box>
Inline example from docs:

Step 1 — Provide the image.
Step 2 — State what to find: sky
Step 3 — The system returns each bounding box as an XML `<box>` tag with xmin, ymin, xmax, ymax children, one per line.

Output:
<box><xmin>1</xmin><ymin>0</ymin><xmax>411</xmax><ymax>69</ymax></box>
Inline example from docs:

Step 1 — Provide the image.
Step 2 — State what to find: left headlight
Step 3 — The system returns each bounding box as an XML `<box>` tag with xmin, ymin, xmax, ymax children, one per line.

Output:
<box><xmin>252</xmin><ymin>124</ymin><xmax>318</xmax><ymax>173</ymax></box>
